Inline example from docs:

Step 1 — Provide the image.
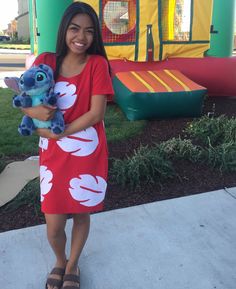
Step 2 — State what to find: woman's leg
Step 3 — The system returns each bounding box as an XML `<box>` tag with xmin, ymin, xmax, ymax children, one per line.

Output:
<box><xmin>63</xmin><ymin>213</ymin><xmax>90</xmax><ymax>287</ymax></box>
<box><xmin>45</xmin><ymin>213</ymin><xmax>68</xmax><ymax>289</ymax></box>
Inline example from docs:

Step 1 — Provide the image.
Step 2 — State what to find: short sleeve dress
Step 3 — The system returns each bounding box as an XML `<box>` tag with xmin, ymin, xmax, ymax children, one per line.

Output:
<box><xmin>33</xmin><ymin>52</ymin><xmax>114</xmax><ymax>214</ymax></box>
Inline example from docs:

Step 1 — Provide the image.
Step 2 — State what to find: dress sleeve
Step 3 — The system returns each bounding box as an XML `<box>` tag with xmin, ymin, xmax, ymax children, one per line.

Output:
<box><xmin>33</xmin><ymin>53</ymin><xmax>47</xmax><ymax>66</ymax></box>
<box><xmin>32</xmin><ymin>53</ymin><xmax>56</xmax><ymax>71</ymax></box>
<box><xmin>92</xmin><ymin>56</ymin><xmax>114</xmax><ymax>101</ymax></box>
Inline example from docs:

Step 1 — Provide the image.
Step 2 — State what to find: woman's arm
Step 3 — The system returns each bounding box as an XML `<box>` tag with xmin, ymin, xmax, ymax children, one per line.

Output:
<box><xmin>37</xmin><ymin>94</ymin><xmax>107</xmax><ymax>139</ymax></box>
<box><xmin>21</xmin><ymin>105</ymin><xmax>57</xmax><ymax>121</ymax></box>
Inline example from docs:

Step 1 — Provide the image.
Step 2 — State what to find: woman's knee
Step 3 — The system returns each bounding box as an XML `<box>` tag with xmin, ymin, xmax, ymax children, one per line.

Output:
<box><xmin>73</xmin><ymin>213</ymin><xmax>90</xmax><ymax>226</ymax></box>
<box><xmin>47</xmin><ymin>224</ymin><xmax>65</xmax><ymax>240</ymax></box>
<box><xmin>45</xmin><ymin>214</ymin><xmax>67</xmax><ymax>239</ymax></box>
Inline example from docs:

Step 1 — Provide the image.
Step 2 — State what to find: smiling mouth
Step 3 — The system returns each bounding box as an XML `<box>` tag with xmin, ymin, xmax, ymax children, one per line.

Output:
<box><xmin>74</xmin><ymin>42</ymin><xmax>86</xmax><ymax>48</ymax></box>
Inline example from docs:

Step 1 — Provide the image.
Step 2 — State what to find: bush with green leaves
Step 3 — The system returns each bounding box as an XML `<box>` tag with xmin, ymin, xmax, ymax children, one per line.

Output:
<box><xmin>0</xmin><ymin>159</ymin><xmax>6</xmax><ymax>173</ymax></box>
<box><xmin>110</xmin><ymin>145</ymin><xmax>176</xmax><ymax>189</ymax></box>
<box><xmin>185</xmin><ymin>115</ymin><xmax>236</xmax><ymax>146</ymax></box>
<box><xmin>185</xmin><ymin>115</ymin><xmax>236</xmax><ymax>172</ymax></box>
<box><xmin>157</xmin><ymin>137</ymin><xmax>203</xmax><ymax>163</ymax></box>
<box><xmin>111</xmin><ymin>115</ymin><xmax>236</xmax><ymax>189</ymax></box>
<box><xmin>206</xmin><ymin>141</ymin><xmax>236</xmax><ymax>172</ymax></box>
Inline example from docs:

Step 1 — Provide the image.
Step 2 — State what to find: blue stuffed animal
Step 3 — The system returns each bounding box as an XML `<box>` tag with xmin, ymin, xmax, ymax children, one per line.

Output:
<box><xmin>11</xmin><ymin>64</ymin><xmax>65</xmax><ymax>136</ymax></box>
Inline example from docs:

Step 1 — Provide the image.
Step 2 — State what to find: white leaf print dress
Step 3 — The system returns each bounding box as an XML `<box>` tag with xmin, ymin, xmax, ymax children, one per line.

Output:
<box><xmin>34</xmin><ymin>53</ymin><xmax>114</xmax><ymax>214</ymax></box>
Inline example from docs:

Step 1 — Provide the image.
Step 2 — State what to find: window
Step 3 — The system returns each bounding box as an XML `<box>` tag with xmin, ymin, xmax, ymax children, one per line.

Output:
<box><xmin>102</xmin><ymin>0</ymin><xmax>136</xmax><ymax>43</ymax></box>
<box><xmin>161</xmin><ymin>0</ymin><xmax>191</xmax><ymax>41</ymax></box>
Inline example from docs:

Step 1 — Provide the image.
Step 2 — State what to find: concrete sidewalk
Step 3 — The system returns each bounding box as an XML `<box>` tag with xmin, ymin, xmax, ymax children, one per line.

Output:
<box><xmin>0</xmin><ymin>187</ymin><xmax>236</xmax><ymax>289</ymax></box>
<box><xmin>0</xmin><ymin>49</ymin><xmax>30</xmax><ymax>54</ymax></box>
<box><xmin>0</xmin><ymin>49</ymin><xmax>29</xmax><ymax>87</ymax></box>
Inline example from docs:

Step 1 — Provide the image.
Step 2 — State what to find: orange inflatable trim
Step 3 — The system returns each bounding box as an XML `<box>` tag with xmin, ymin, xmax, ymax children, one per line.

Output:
<box><xmin>111</xmin><ymin>57</ymin><xmax>236</xmax><ymax>97</ymax></box>
<box><xmin>115</xmin><ymin>69</ymin><xmax>206</xmax><ymax>93</ymax></box>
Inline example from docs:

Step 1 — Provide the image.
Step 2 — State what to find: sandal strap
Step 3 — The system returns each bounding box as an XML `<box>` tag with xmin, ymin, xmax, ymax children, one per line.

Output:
<box><xmin>51</xmin><ymin>267</ymin><xmax>66</xmax><ymax>276</ymax></box>
<box><xmin>46</xmin><ymin>277</ymin><xmax>63</xmax><ymax>288</ymax></box>
<box><xmin>61</xmin><ymin>285</ymin><xmax>80</xmax><ymax>289</ymax></box>
<box><xmin>63</xmin><ymin>274</ymin><xmax>80</xmax><ymax>283</ymax></box>
<box><xmin>46</xmin><ymin>267</ymin><xmax>65</xmax><ymax>288</ymax></box>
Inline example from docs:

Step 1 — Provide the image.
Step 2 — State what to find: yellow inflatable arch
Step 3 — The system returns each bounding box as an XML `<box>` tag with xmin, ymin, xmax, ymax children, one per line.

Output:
<box><xmin>83</xmin><ymin>0</ymin><xmax>213</xmax><ymax>61</ymax></box>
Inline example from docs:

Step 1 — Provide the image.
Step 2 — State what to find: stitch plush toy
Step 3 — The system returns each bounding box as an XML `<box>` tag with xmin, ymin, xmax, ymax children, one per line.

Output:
<box><xmin>9</xmin><ymin>64</ymin><xmax>65</xmax><ymax>136</ymax></box>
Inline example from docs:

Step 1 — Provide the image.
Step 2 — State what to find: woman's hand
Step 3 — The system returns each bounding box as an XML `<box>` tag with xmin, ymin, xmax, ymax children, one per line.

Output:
<box><xmin>37</xmin><ymin>128</ymin><xmax>61</xmax><ymax>140</ymax></box>
<box><xmin>21</xmin><ymin>105</ymin><xmax>57</xmax><ymax>121</ymax></box>
<box><xmin>60</xmin><ymin>94</ymin><xmax>107</xmax><ymax>137</ymax></box>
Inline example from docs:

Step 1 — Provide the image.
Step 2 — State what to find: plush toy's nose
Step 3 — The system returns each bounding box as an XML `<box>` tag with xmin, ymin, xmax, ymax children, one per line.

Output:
<box><xmin>24</xmin><ymin>77</ymin><xmax>35</xmax><ymax>87</ymax></box>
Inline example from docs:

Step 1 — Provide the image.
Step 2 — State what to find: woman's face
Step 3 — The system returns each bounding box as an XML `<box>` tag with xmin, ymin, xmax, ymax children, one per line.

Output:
<box><xmin>66</xmin><ymin>13</ymin><xmax>94</xmax><ymax>56</ymax></box>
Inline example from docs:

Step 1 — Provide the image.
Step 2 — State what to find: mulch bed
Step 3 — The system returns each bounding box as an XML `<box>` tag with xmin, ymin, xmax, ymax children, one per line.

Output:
<box><xmin>0</xmin><ymin>96</ymin><xmax>235</xmax><ymax>233</ymax></box>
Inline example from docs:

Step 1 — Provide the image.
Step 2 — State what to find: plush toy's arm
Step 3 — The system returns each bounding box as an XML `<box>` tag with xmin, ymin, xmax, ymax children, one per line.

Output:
<box><xmin>43</xmin><ymin>88</ymin><xmax>60</xmax><ymax>106</ymax></box>
<box><xmin>13</xmin><ymin>92</ymin><xmax>32</xmax><ymax>108</ymax></box>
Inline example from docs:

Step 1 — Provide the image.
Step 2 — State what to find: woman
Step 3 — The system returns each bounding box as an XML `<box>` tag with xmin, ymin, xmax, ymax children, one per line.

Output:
<box><xmin>24</xmin><ymin>2</ymin><xmax>114</xmax><ymax>288</ymax></box>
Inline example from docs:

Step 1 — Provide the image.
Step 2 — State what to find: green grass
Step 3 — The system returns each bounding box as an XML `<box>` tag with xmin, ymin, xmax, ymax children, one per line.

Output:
<box><xmin>105</xmin><ymin>104</ymin><xmax>146</xmax><ymax>142</ymax></box>
<box><xmin>0</xmin><ymin>44</ymin><xmax>30</xmax><ymax>50</ymax></box>
<box><xmin>0</xmin><ymin>88</ymin><xmax>146</xmax><ymax>158</ymax></box>
<box><xmin>0</xmin><ymin>88</ymin><xmax>39</xmax><ymax>156</ymax></box>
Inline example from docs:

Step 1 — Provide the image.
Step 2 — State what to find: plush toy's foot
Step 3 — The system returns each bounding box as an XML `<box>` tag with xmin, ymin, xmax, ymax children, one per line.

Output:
<box><xmin>18</xmin><ymin>124</ymin><xmax>33</xmax><ymax>136</ymax></box>
<box><xmin>19</xmin><ymin>129</ymin><xmax>31</xmax><ymax>136</ymax></box>
<box><xmin>13</xmin><ymin>96</ymin><xmax>21</xmax><ymax>107</ymax></box>
<box><xmin>18</xmin><ymin>115</ymin><xmax>35</xmax><ymax>136</ymax></box>
<box><xmin>51</xmin><ymin>126</ymin><xmax>64</xmax><ymax>135</ymax></box>
<box><xmin>51</xmin><ymin>115</ymin><xmax>65</xmax><ymax>135</ymax></box>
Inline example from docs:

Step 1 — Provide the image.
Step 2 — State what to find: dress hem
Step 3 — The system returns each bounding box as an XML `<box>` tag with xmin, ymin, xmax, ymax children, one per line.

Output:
<box><xmin>41</xmin><ymin>205</ymin><xmax>104</xmax><ymax>215</ymax></box>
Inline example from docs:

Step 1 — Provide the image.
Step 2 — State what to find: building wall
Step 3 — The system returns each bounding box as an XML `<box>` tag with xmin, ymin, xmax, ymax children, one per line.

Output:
<box><xmin>17</xmin><ymin>0</ymin><xmax>30</xmax><ymax>39</ymax></box>
<box><xmin>6</xmin><ymin>20</ymin><xmax>18</xmax><ymax>37</ymax></box>
<box><xmin>18</xmin><ymin>0</ymin><xmax>28</xmax><ymax>14</ymax></box>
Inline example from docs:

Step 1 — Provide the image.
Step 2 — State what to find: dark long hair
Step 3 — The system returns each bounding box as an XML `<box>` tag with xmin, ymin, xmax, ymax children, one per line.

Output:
<box><xmin>55</xmin><ymin>1</ymin><xmax>111</xmax><ymax>79</ymax></box>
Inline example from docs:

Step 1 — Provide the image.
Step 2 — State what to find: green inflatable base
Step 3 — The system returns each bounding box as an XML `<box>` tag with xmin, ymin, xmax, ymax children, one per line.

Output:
<box><xmin>113</xmin><ymin>76</ymin><xmax>206</xmax><ymax>121</ymax></box>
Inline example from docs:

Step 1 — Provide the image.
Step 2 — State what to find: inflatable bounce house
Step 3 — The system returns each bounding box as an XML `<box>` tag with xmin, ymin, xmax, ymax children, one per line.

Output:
<box><xmin>28</xmin><ymin>0</ymin><xmax>236</xmax><ymax>120</ymax></box>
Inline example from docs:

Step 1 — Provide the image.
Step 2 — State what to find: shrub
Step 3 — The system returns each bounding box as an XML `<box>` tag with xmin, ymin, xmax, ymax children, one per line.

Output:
<box><xmin>0</xmin><ymin>159</ymin><xmax>6</xmax><ymax>173</ymax></box>
<box><xmin>185</xmin><ymin>115</ymin><xmax>236</xmax><ymax>146</ymax></box>
<box><xmin>110</xmin><ymin>145</ymin><xmax>175</xmax><ymax>189</ymax></box>
<box><xmin>110</xmin><ymin>115</ymin><xmax>236</xmax><ymax>189</ymax></box>
<box><xmin>157</xmin><ymin>137</ymin><xmax>203</xmax><ymax>163</ymax></box>
<box><xmin>185</xmin><ymin>115</ymin><xmax>236</xmax><ymax>171</ymax></box>
<box><xmin>206</xmin><ymin>141</ymin><xmax>236</xmax><ymax>172</ymax></box>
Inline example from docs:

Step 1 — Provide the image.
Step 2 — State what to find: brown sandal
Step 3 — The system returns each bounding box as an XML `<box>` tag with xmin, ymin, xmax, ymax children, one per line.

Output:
<box><xmin>45</xmin><ymin>267</ymin><xmax>65</xmax><ymax>289</ymax></box>
<box><xmin>62</xmin><ymin>268</ymin><xmax>80</xmax><ymax>289</ymax></box>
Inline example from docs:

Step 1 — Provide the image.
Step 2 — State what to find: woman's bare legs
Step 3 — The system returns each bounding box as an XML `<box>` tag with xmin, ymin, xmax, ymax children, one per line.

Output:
<box><xmin>64</xmin><ymin>213</ymin><xmax>90</xmax><ymax>287</ymax></box>
<box><xmin>45</xmin><ymin>213</ymin><xmax>68</xmax><ymax>289</ymax></box>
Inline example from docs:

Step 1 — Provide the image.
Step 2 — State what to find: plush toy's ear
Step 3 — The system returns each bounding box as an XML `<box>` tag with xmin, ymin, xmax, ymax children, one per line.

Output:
<box><xmin>4</xmin><ymin>77</ymin><xmax>21</xmax><ymax>93</ymax></box>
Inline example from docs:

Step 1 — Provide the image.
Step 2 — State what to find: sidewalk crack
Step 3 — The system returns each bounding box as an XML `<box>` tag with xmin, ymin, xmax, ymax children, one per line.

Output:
<box><xmin>224</xmin><ymin>187</ymin><xmax>236</xmax><ymax>200</ymax></box>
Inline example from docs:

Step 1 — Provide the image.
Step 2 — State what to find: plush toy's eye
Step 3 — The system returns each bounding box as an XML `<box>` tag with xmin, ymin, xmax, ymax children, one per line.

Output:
<box><xmin>19</xmin><ymin>75</ymin><xmax>24</xmax><ymax>85</ymax></box>
<box><xmin>36</xmin><ymin>72</ymin><xmax>47</xmax><ymax>82</ymax></box>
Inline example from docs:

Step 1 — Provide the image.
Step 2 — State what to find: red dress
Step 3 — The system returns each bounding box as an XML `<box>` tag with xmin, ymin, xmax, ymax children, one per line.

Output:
<box><xmin>34</xmin><ymin>53</ymin><xmax>114</xmax><ymax>214</ymax></box>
